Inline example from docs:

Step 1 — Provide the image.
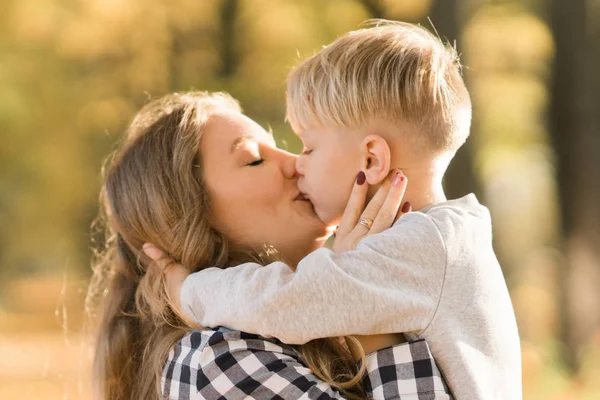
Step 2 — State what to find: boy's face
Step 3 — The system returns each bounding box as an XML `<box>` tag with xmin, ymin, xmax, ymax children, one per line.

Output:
<box><xmin>295</xmin><ymin>126</ymin><xmax>363</xmax><ymax>225</ymax></box>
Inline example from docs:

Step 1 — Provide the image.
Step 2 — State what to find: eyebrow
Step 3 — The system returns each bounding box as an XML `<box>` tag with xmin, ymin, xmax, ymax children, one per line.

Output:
<box><xmin>230</xmin><ymin>131</ymin><xmax>277</xmax><ymax>154</ymax></box>
<box><xmin>230</xmin><ymin>135</ymin><xmax>254</xmax><ymax>154</ymax></box>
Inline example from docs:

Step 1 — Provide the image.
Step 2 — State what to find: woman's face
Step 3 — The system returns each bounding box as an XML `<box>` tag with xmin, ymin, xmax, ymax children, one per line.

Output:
<box><xmin>201</xmin><ymin>111</ymin><xmax>329</xmax><ymax>266</ymax></box>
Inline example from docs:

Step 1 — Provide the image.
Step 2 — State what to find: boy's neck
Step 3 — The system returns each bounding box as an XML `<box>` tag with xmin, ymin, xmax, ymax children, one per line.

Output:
<box><xmin>365</xmin><ymin>167</ymin><xmax>446</xmax><ymax>211</ymax></box>
<box><xmin>399</xmin><ymin>170</ymin><xmax>447</xmax><ymax>211</ymax></box>
<box><xmin>387</xmin><ymin>135</ymin><xmax>451</xmax><ymax>211</ymax></box>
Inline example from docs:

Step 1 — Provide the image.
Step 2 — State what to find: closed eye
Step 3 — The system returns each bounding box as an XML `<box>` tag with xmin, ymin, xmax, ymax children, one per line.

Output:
<box><xmin>301</xmin><ymin>149</ymin><xmax>313</xmax><ymax>155</ymax></box>
<box><xmin>247</xmin><ymin>158</ymin><xmax>264</xmax><ymax>166</ymax></box>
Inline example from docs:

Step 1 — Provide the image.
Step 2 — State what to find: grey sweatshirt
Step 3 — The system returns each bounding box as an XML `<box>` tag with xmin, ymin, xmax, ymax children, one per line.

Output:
<box><xmin>180</xmin><ymin>194</ymin><xmax>522</xmax><ymax>400</ymax></box>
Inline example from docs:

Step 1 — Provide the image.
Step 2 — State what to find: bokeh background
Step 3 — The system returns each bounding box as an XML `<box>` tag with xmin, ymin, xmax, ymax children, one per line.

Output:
<box><xmin>1</xmin><ymin>0</ymin><xmax>599</xmax><ymax>398</ymax></box>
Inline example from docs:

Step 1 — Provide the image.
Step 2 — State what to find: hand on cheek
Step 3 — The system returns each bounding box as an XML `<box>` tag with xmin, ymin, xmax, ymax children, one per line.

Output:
<box><xmin>332</xmin><ymin>169</ymin><xmax>410</xmax><ymax>253</ymax></box>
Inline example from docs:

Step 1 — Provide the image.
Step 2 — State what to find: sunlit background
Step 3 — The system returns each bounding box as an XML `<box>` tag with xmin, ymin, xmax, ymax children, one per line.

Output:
<box><xmin>1</xmin><ymin>0</ymin><xmax>599</xmax><ymax>398</ymax></box>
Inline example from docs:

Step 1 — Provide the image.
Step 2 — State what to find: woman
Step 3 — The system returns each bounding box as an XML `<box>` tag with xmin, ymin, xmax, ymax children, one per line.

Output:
<box><xmin>88</xmin><ymin>91</ymin><xmax>450</xmax><ymax>399</ymax></box>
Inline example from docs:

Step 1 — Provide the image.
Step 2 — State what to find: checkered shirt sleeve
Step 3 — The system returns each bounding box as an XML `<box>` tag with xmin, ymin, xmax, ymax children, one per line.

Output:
<box><xmin>162</xmin><ymin>328</ymin><xmax>452</xmax><ymax>399</ymax></box>
<box><xmin>363</xmin><ymin>339</ymin><xmax>452</xmax><ymax>400</ymax></box>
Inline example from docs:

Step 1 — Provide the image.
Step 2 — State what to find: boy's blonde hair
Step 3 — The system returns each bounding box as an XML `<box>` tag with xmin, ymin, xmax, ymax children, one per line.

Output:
<box><xmin>286</xmin><ymin>20</ymin><xmax>472</xmax><ymax>153</ymax></box>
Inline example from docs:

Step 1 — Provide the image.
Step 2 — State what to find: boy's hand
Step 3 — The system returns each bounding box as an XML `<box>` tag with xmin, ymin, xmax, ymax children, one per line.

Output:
<box><xmin>332</xmin><ymin>169</ymin><xmax>410</xmax><ymax>254</ymax></box>
<box><xmin>142</xmin><ymin>243</ymin><xmax>188</xmax><ymax>313</ymax></box>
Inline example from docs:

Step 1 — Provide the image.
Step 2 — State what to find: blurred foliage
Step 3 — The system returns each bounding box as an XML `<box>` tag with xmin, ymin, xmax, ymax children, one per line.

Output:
<box><xmin>1</xmin><ymin>0</ymin><xmax>599</xmax><ymax>399</ymax></box>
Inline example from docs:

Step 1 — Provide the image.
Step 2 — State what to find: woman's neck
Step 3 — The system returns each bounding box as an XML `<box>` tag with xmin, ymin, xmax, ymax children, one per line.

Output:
<box><xmin>283</xmin><ymin>236</ymin><xmax>329</xmax><ymax>271</ymax></box>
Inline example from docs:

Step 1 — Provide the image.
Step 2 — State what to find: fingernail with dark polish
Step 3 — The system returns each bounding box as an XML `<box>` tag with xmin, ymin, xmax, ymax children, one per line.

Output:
<box><xmin>401</xmin><ymin>202</ymin><xmax>412</xmax><ymax>213</ymax></box>
<box><xmin>356</xmin><ymin>171</ymin><xmax>366</xmax><ymax>185</ymax></box>
<box><xmin>393</xmin><ymin>172</ymin><xmax>405</xmax><ymax>186</ymax></box>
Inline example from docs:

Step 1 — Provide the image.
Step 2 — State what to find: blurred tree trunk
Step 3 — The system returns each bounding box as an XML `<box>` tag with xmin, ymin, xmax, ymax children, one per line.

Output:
<box><xmin>550</xmin><ymin>0</ymin><xmax>600</xmax><ymax>372</ymax></box>
<box><xmin>169</xmin><ymin>30</ymin><xmax>183</xmax><ymax>91</ymax></box>
<box><xmin>359</xmin><ymin>0</ymin><xmax>481</xmax><ymax>198</ymax></box>
<box><xmin>429</xmin><ymin>0</ymin><xmax>482</xmax><ymax>199</ymax></box>
<box><xmin>359</xmin><ymin>0</ymin><xmax>386</xmax><ymax>18</ymax></box>
<box><xmin>218</xmin><ymin>0</ymin><xmax>241</xmax><ymax>78</ymax></box>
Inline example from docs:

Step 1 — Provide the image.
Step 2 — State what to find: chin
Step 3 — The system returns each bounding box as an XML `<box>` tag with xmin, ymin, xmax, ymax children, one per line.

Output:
<box><xmin>316</xmin><ymin>210</ymin><xmax>342</xmax><ymax>227</ymax></box>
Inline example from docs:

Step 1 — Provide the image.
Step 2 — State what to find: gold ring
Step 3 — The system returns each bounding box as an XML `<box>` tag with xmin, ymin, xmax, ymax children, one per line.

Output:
<box><xmin>358</xmin><ymin>217</ymin><xmax>373</xmax><ymax>229</ymax></box>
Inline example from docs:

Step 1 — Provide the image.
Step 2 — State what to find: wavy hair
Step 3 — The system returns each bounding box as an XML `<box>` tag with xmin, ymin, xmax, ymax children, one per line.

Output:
<box><xmin>87</xmin><ymin>91</ymin><xmax>366</xmax><ymax>400</ymax></box>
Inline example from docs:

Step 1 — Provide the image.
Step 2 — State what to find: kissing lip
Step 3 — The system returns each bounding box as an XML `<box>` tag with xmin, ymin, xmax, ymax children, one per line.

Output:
<box><xmin>294</xmin><ymin>192</ymin><xmax>310</xmax><ymax>201</ymax></box>
<box><xmin>294</xmin><ymin>191</ymin><xmax>319</xmax><ymax>217</ymax></box>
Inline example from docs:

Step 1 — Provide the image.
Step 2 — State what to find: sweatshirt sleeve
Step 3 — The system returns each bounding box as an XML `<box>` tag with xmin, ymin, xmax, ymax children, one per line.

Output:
<box><xmin>180</xmin><ymin>212</ymin><xmax>447</xmax><ymax>344</ymax></box>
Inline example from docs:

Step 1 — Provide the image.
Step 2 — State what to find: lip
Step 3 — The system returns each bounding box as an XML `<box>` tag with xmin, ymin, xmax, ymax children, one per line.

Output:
<box><xmin>293</xmin><ymin>191</ymin><xmax>318</xmax><ymax>217</ymax></box>
<box><xmin>294</xmin><ymin>192</ymin><xmax>310</xmax><ymax>201</ymax></box>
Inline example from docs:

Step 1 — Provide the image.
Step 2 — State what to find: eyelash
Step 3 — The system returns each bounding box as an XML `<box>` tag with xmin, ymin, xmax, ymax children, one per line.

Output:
<box><xmin>301</xmin><ymin>149</ymin><xmax>313</xmax><ymax>155</ymax></box>
<box><xmin>248</xmin><ymin>158</ymin><xmax>265</xmax><ymax>166</ymax></box>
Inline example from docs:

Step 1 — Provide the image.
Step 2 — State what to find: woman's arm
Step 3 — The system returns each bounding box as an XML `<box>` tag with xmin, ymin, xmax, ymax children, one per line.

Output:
<box><xmin>162</xmin><ymin>329</ymin><xmax>451</xmax><ymax>400</ymax></box>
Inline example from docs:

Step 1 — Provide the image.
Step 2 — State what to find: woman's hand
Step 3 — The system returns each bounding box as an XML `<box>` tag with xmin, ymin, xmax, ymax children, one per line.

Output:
<box><xmin>142</xmin><ymin>244</ymin><xmax>188</xmax><ymax>313</ymax></box>
<box><xmin>332</xmin><ymin>169</ymin><xmax>410</xmax><ymax>254</ymax></box>
<box><xmin>333</xmin><ymin>169</ymin><xmax>410</xmax><ymax>358</ymax></box>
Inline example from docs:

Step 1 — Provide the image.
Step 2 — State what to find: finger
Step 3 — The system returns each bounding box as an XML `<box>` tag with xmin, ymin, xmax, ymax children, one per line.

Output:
<box><xmin>396</xmin><ymin>200</ymin><xmax>412</xmax><ymax>222</ymax></box>
<box><xmin>342</xmin><ymin>170</ymin><xmax>396</xmax><ymax>246</ymax></box>
<box><xmin>336</xmin><ymin>171</ymin><xmax>369</xmax><ymax>237</ymax></box>
<box><xmin>143</xmin><ymin>243</ymin><xmax>188</xmax><ymax>311</ymax></box>
<box><xmin>142</xmin><ymin>243</ymin><xmax>179</xmax><ymax>272</ymax></box>
<box><xmin>352</xmin><ymin>170</ymin><xmax>395</xmax><ymax>232</ymax></box>
<box><xmin>369</xmin><ymin>171</ymin><xmax>408</xmax><ymax>234</ymax></box>
<box><xmin>142</xmin><ymin>243</ymin><xmax>166</xmax><ymax>261</ymax></box>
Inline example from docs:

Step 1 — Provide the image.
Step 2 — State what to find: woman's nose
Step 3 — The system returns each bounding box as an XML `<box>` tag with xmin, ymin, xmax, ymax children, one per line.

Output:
<box><xmin>294</xmin><ymin>153</ymin><xmax>305</xmax><ymax>177</ymax></box>
<box><xmin>280</xmin><ymin>150</ymin><xmax>299</xmax><ymax>179</ymax></box>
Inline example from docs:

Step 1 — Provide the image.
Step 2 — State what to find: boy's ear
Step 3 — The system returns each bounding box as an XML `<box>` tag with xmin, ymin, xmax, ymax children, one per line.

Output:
<box><xmin>360</xmin><ymin>134</ymin><xmax>391</xmax><ymax>185</ymax></box>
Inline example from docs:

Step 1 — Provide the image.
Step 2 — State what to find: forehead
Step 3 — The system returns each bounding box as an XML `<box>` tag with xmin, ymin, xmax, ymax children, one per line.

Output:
<box><xmin>297</xmin><ymin>124</ymin><xmax>347</xmax><ymax>141</ymax></box>
<box><xmin>201</xmin><ymin>111</ymin><xmax>271</xmax><ymax>152</ymax></box>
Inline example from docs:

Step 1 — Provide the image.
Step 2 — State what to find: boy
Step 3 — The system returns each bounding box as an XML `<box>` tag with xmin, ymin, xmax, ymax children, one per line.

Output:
<box><xmin>148</xmin><ymin>21</ymin><xmax>521</xmax><ymax>399</ymax></box>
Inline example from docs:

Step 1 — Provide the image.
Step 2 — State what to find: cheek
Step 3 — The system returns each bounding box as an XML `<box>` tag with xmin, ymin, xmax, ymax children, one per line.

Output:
<box><xmin>210</xmin><ymin>179</ymin><xmax>282</xmax><ymax>237</ymax></box>
<box><xmin>211</xmin><ymin>183</ymin><xmax>257</xmax><ymax>222</ymax></box>
<box><xmin>311</xmin><ymin>154</ymin><xmax>352</xmax><ymax>193</ymax></box>
<box><xmin>310</xmin><ymin>155</ymin><xmax>358</xmax><ymax>223</ymax></box>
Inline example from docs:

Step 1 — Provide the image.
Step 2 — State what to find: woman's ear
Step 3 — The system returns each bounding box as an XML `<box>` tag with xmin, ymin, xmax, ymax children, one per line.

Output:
<box><xmin>360</xmin><ymin>134</ymin><xmax>391</xmax><ymax>185</ymax></box>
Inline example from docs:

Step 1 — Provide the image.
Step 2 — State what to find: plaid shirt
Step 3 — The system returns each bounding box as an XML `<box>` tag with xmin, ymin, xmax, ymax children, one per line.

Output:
<box><xmin>162</xmin><ymin>327</ymin><xmax>451</xmax><ymax>399</ymax></box>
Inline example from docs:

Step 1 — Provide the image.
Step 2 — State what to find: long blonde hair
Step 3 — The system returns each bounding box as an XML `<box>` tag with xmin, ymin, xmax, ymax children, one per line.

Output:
<box><xmin>87</xmin><ymin>91</ymin><xmax>366</xmax><ymax>400</ymax></box>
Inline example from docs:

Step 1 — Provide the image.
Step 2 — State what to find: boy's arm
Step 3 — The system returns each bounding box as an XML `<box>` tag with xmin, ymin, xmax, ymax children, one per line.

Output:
<box><xmin>176</xmin><ymin>212</ymin><xmax>447</xmax><ymax>344</ymax></box>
